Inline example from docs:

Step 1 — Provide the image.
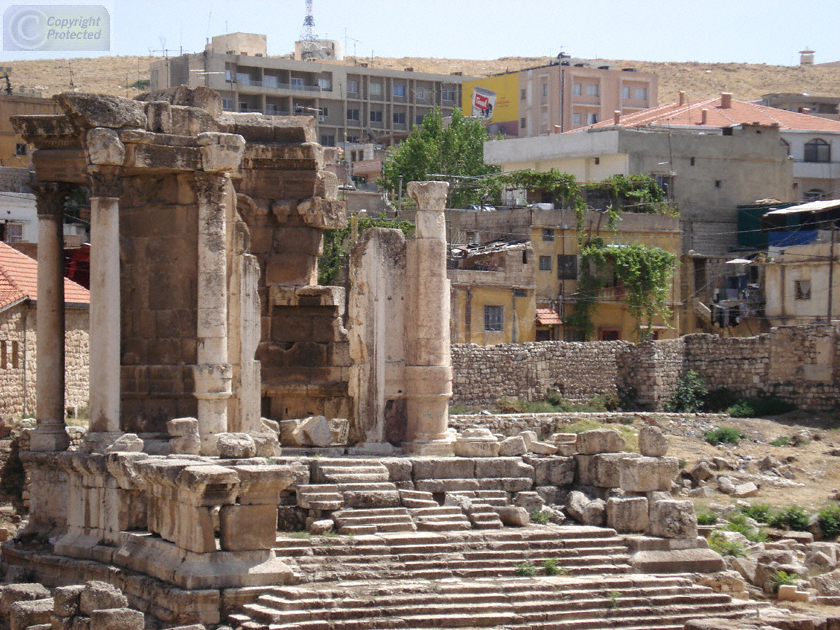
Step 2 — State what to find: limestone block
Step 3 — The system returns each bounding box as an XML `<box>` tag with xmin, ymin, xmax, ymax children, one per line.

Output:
<box><xmin>1</xmin><ymin>584</ymin><xmax>51</xmax><ymax>618</ymax></box>
<box><xmin>638</xmin><ymin>425</ymin><xmax>669</xmax><ymax>456</ymax></box>
<box><xmin>58</xmin><ymin>93</ymin><xmax>147</xmax><ymax>129</ymax></box>
<box><xmin>497</xmin><ymin>506</ymin><xmax>530</xmax><ymax>527</ymax></box>
<box><xmin>690</xmin><ymin>461</ymin><xmax>714</xmax><ymax>482</ymax></box>
<box><xmin>308</xmin><ymin>519</ymin><xmax>334</xmax><ymax>535</ymax></box>
<box><xmin>576</xmin><ymin>429</ymin><xmax>625</xmax><ymax>455</ymax></box>
<box><xmin>144</xmin><ymin>101</ymin><xmax>172</xmax><ymax>133</ymax></box>
<box><xmin>619</xmin><ymin>457</ymin><xmax>679</xmax><ymax>493</ymax></box>
<box><xmin>279</xmin><ymin>420</ymin><xmax>301</xmax><ymax>446</ymax></box>
<box><xmin>528</xmin><ymin>441</ymin><xmax>558</xmax><ymax>455</ymax></box>
<box><xmin>524</xmin><ymin>456</ymin><xmax>575</xmax><ymax>486</ymax></box>
<box><xmin>381</xmin><ymin>458</ymin><xmax>413</xmax><ymax>482</ymax></box>
<box><xmin>648</xmin><ymin>500</ymin><xmax>698</xmax><ymax>539</ymax></box>
<box><xmin>250</xmin><ymin>432</ymin><xmax>280</xmax><ymax>458</ymax></box>
<box><xmin>261</xmin><ymin>418</ymin><xmax>280</xmax><ymax>434</ymax></box>
<box><xmin>167</xmin><ymin>417</ymin><xmax>199</xmax><ymax>437</ymax></box>
<box><xmin>219</xmin><ymin>504</ymin><xmax>277</xmax><ymax>551</ymax></box>
<box><xmin>51</xmin><ymin>615</ymin><xmax>74</xmax><ymax>630</ymax></box>
<box><xmin>197</xmin><ymin>132</ymin><xmax>246</xmax><ymax>173</ymax></box>
<box><xmin>514</xmin><ymin>491</ymin><xmax>545</xmax><ymax>514</ymax></box>
<box><xmin>79</xmin><ymin>582</ymin><xmax>128</xmax><ymax>615</ymax></box>
<box><xmin>412</xmin><ymin>458</ymin><xmax>475</xmax><ymax>479</ymax></box>
<box><xmin>9</xmin><ymin>598</ymin><xmax>52</xmax><ymax>630</ymax></box>
<box><xmin>732</xmin><ymin>482</ymin><xmax>759</xmax><ymax>498</ymax></box>
<box><xmin>499</xmin><ymin>436</ymin><xmax>527</xmax><ymax>456</ymax></box>
<box><xmin>812</xmin><ymin>569</ymin><xmax>840</xmax><ymax>595</ymax></box>
<box><xmin>300</xmin><ymin>415</ymin><xmax>333</xmax><ymax>447</ymax></box>
<box><xmin>89</xmin><ymin>608</ymin><xmax>144</xmax><ymax>630</ymax></box>
<box><xmin>519</xmin><ymin>431</ymin><xmax>538</xmax><ymax>448</ymax></box>
<box><xmin>104</xmin><ymin>433</ymin><xmax>144</xmax><ymax>453</ymax></box>
<box><xmin>231</xmin><ymin>464</ymin><xmax>292</xmax><ymax>505</ymax></box>
<box><xmin>576</xmin><ymin>453</ymin><xmax>635</xmax><ymax>488</ymax></box>
<box><xmin>717</xmin><ymin>476</ymin><xmax>735</xmax><ymax>494</ymax></box>
<box><xmin>53</xmin><ymin>585</ymin><xmax>85</xmax><ymax>617</ymax></box>
<box><xmin>453</xmin><ymin>438</ymin><xmax>500</xmax><ymax>457</ymax></box>
<box><xmin>217</xmin><ymin>433</ymin><xmax>256</xmax><ymax>459</ymax></box>
<box><xmin>582</xmin><ymin>499</ymin><xmax>606</xmax><ymax>526</ymax></box>
<box><xmin>777</xmin><ymin>584</ymin><xmax>809</xmax><ymax>602</ymax></box>
<box><xmin>86</xmin><ymin>128</ymin><xmax>126</xmax><ymax>166</ymax></box>
<box><xmin>565</xmin><ymin>490</ymin><xmax>590</xmax><ymax>523</ymax></box>
<box><xmin>475</xmin><ymin>458</ymin><xmax>535</xmax><ymax>480</ymax></box>
<box><xmin>606</xmin><ymin>496</ymin><xmax>649</xmax><ymax>533</ymax></box>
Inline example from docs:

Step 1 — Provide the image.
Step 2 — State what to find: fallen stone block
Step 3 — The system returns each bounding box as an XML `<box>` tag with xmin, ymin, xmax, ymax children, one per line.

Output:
<box><xmin>53</xmin><ymin>585</ymin><xmax>85</xmax><ymax>618</ymax></box>
<box><xmin>606</xmin><ymin>496</ymin><xmax>649</xmax><ymax>533</ymax></box>
<box><xmin>638</xmin><ymin>425</ymin><xmax>669</xmax><ymax>456</ymax></box>
<box><xmin>308</xmin><ymin>519</ymin><xmax>334</xmax><ymax>535</ymax></box>
<box><xmin>619</xmin><ymin>456</ymin><xmax>679</xmax><ymax>493</ymax></box>
<box><xmin>717</xmin><ymin>476</ymin><xmax>735</xmax><ymax>495</ymax></box>
<box><xmin>80</xmin><ymin>582</ymin><xmax>128</xmax><ymax>616</ymax></box>
<box><xmin>497</xmin><ymin>506</ymin><xmax>529</xmax><ymax>527</ymax></box>
<box><xmin>576</xmin><ymin>429</ymin><xmax>624</xmax><ymax>455</ymax></box>
<box><xmin>777</xmin><ymin>583</ymin><xmax>809</xmax><ymax>602</ymax></box>
<box><xmin>518</xmin><ymin>431</ymin><xmax>538</xmax><ymax>448</ymax></box>
<box><xmin>104</xmin><ymin>433</ymin><xmax>144</xmax><ymax>453</ymax></box>
<box><xmin>732</xmin><ymin>482</ymin><xmax>759</xmax><ymax>498</ymax></box>
<box><xmin>528</xmin><ymin>441</ymin><xmax>558</xmax><ymax>455</ymax></box>
<box><xmin>690</xmin><ymin>460</ymin><xmax>714</xmax><ymax>482</ymax></box>
<box><xmin>648</xmin><ymin>499</ymin><xmax>697</xmax><ymax>539</ymax></box>
<box><xmin>217</xmin><ymin>433</ymin><xmax>256</xmax><ymax>458</ymax></box>
<box><xmin>514</xmin><ymin>491</ymin><xmax>545</xmax><ymax>514</ymax></box>
<box><xmin>812</xmin><ymin>568</ymin><xmax>840</xmax><ymax>596</ymax></box>
<box><xmin>498</xmin><ymin>436</ymin><xmax>527</xmax><ymax>456</ymax></box>
<box><xmin>9</xmin><ymin>598</ymin><xmax>52</xmax><ymax>630</ymax></box>
<box><xmin>583</xmin><ymin>499</ymin><xmax>606</xmax><ymax>526</ymax></box>
<box><xmin>0</xmin><ymin>583</ymin><xmax>51</xmax><ymax>618</ymax></box>
<box><xmin>89</xmin><ymin>608</ymin><xmax>144</xmax><ymax>630</ymax></box>
<box><xmin>300</xmin><ymin>415</ymin><xmax>333</xmax><ymax>447</ymax></box>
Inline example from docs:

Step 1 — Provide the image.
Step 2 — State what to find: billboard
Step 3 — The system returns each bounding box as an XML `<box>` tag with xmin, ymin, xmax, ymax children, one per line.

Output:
<box><xmin>461</xmin><ymin>73</ymin><xmax>520</xmax><ymax>137</ymax></box>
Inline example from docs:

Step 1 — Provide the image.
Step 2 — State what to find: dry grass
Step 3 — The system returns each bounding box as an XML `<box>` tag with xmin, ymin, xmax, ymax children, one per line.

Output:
<box><xmin>5</xmin><ymin>54</ymin><xmax>840</xmax><ymax>106</ymax></box>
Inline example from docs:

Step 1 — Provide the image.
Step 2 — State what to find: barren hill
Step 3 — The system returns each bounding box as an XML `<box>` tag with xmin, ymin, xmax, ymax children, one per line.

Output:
<box><xmin>5</xmin><ymin>54</ymin><xmax>840</xmax><ymax>105</ymax></box>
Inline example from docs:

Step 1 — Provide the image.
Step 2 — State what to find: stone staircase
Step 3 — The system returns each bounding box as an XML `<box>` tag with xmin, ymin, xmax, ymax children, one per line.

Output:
<box><xmin>332</xmin><ymin>507</ymin><xmax>417</xmax><ymax>535</ymax></box>
<box><xmin>230</xmin><ymin>573</ymin><xmax>762</xmax><ymax>630</ymax></box>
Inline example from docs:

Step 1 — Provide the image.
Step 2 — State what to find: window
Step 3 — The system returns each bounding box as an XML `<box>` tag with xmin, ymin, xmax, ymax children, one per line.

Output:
<box><xmin>238</xmin><ymin>102</ymin><xmax>250</xmax><ymax>112</ymax></box>
<box><xmin>291</xmin><ymin>77</ymin><xmax>304</xmax><ymax>88</ymax></box>
<box><xmin>320</xmin><ymin>107</ymin><xmax>329</xmax><ymax>117</ymax></box>
<box><xmin>347</xmin><ymin>80</ymin><xmax>360</xmax><ymax>95</ymax></box>
<box><xmin>11</xmin><ymin>341</ymin><xmax>18</xmax><ymax>369</ymax></box>
<box><xmin>442</xmin><ymin>89</ymin><xmax>455</xmax><ymax>101</ymax></box>
<box><xmin>520</xmin><ymin>88</ymin><xmax>526</xmax><ymax>100</ymax></box>
<box><xmin>513</xmin><ymin>289</ymin><xmax>527</xmax><ymax>298</ymax></box>
<box><xmin>416</xmin><ymin>114</ymin><xmax>425</xmax><ymax>125</ymax></box>
<box><xmin>236</xmin><ymin>72</ymin><xmax>251</xmax><ymax>85</ymax></box>
<box><xmin>572</xmin><ymin>112</ymin><xmax>582</xmax><ymax>125</ymax></box>
<box><xmin>264</xmin><ymin>75</ymin><xmax>278</xmax><ymax>88</ymax></box>
<box><xmin>320</xmin><ymin>135</ymin><xmax>335</xmax><ymax>147</ymax></box>
<box><xmin>222</xmin><ymin>98</ymin><xmax>234</xmax><ymax>111</ymax></box>
<box><xmin>586</xmin><ymin>112</ymin><xmax>597</xmax><ymax>125</ymax></box>
<box><xmin>393</xmin><ymin>112</ymin><xmax>406</xmax><ymax>124</ymax></box>
<box><xmin>370</xmin><ymin>110</ymin><xmax>383</xmax><ymax>123</ymax></box>
<box><xmin>542</xmin><ymin>228</ymin><xmax>554</xmax><ymax>241</ymax></box>
<box><xmin>5</xmin><ymin>223</ymin><xmax>22</xmax><ymax>243</ymax></box>
<box><xmin>805</xmin><ymin>138</ymin><xmax>830</xmax><ymax>163</ymax></box>
<box><xmin>557</xmin><ymin>255</ymin><xmax>577</xmax><ymax>280</ymax></box>
<box><xmin>621</xmin><ymin>86</ymin><xmax>630</xmax><ymax>99</ymax></box>
<box><xmin>484</xmin><ymin>305</ymin><xmax>503</xmax><ymax>332</ymax></box>
<box><xmin>393</xmin><ymin>84</ymin><xmax>406</xmax><ymax>97</ymax></box>
<box><xmin>266</xmin><ymin>103</ymin><xmax>280</xmax><ymax>115</ymax></box>
<box><xmin>318</xmin><ymin>77</ymin><xmax>332</xmax><ymax>90</ymax></box>
<box><xmin>0</xmin><ymin>341</ymin><xmax>5</xmax><ymax>369</ymax></box>
<box><xmin>780</xmin><ymin>138</ymin><xmax>791</xmax><ymax>156</ymax></box>
<box><xmin>520</xmin><ymin>117</ymin><xmax>527</xmax><ymax>129</ymax></box>
<box><xmin>542</xmin><ymin>83</ymin><xmax>548</xmax><ymax>97</ymax></box>
<box><xmin>690</xmin><ymin>157</ymin><xmax>695</xmax><ymax>166</ymax></box>
<box><xmin>714</xmin><ymin>180</ymin><xmax>722</xmax><ymax>188</ymax></box>
<box><xmin>416</xmin><ymin>87</ymin><xmax>426</xmax><ymax>99</ymax></box>
<box><xmin>795</xmin><ymin>279</ymin><xmax>811</xmax><ymax>300</ymax></box>
<box><xmin>655</xmin><ymin>174</ymin><xmax>673</xmax><ymax>198</ymax></box>
<box><xmin>539</xmin><ymin>256</ymin><xmax>552</xmax><ymax>271</ymax></box>
<box><xmin>634</xmin><ymin>87</ymin><xmax>647</xmax><ymax>100</ymax></box>
<box><xmin>586</xmin><ymin>83</ymin><xmax>599</xmax><ymax>97</ymax></box>
<box><xmin>225</xmin><ymin>68</ymin><xmax>234</xmax><ymax>82</ymax></box>
<box><xmin>15</xmin><ymin>143</ymin><xmax>26</xmax><ymax>156</ymax></box>
<box><xmin>347</xmin><ymin>108</ymin><xmax>360</xmax><ymax>121</ymax></box>
<box><xmin>573</xmin><ymin>83</ymin><xmax>582</xmax><ymax>96</ymax></box>
<box><xmin>346</xmin><ymin>136</ymin><xmax>359</xmax><ymax>143</ymax></box>
<box><xmin>370</xmin><ymin>82</ymin><xmax>382</xmax><ymax>96</ymax></box>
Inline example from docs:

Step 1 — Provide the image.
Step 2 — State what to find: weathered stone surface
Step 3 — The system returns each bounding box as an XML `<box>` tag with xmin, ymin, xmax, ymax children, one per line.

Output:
<box><xmin>167</xmin><ymin>417</ymin><xmax>199</xmax><ymax>437</ymax></box>
<box><xmin>732</xmin><ymin>482</ymin><xmax>759</xmax><ymax>498</ymax></box>
<box><xmin>497</xmin><ymin>506</ymin><xmax>530</xmax><ymax>527</ymax></box>
<box><xmin>412</xmin><ymin>458</ymin><xmax>475</xmax><ymax>479</ymax></box>
<box><xmin>58</xmin><ymin>93</ymin><xmax>147</xmax><ymax>129</ymax></box>
<box><xmin>518</xmin><ymin>431</ymin><xmax>538</xmax><ymax>448</ymax></box>
<box><xmin>219</xmin><ymin>503</ymin><xmax>277</xmax><ymax>551</ymax></box>
<box><xmin>648</xmin><ymin>499</ymin><xmax>698</xmax><ymax>539</ymax></box>
<box><xmin>9</xmin><ymin>598</ymin><xmax>52</xmax><ymax>630</ymax></box>
<box><xmin>53</xmin><ymin>585</ymin><xmax>85</xmax><ymax>618</ymax></box>
<box><xmin>217</xmin><ymin>433</ymin><xmax>257</xmax><ymax>459</ymax></box>
<box><xmin>812</xmin><ymin>569</ymin><xmax>840</xmax><ymax>596</ymax></box>
<box><xmin>583</xmin><ymin>499</ymin><xmax>606</xmax><ymax>526</ymax></box>
<box><xmin>86</xmin><ymin>128</ymin><xmax>126</xmax><ymax>165</ymax></box>
<box><xmin>104</xmin><ymin>433</ymin><xmax>144</xmax><ymax>453</ymax></box>
<box><xmin>89</xmin><ymin>608</ymin><xmax>144</xmax><ymax>630</ymax></box>
<box><xmin>565</xmin><ymin>490</ymin><xmax>590</xmax><ymax>524</ymax></box>
<box><xmin>717</xmin><ymin>476</ymin><xmax>736</xmax><ymax>494</ymax></box>
<box><xmin>80</xmin><ymin>582</ymin><xmax>128</xmax><ymax>616</ymax></box>
<box><xmin>299</xmin><ymin>415</ymin><xmax>333</xmax><ymax>447</ymax></box>
<box><xmin>474</xmin><ymin>458</ymin><xmax>534</xmax><ymax>480</ymax></box>
<box><xmin>619</xmin><ymin>456</ymin><xmax>679</xmax><ymax>492</ymax></box>
<box><xmin>528</xmin><ymin>441</ymin><xmax>558</xmax><ymax>455</ymax></box>
<box><xmin>1</xmin><ymin>584</ymin><xmax>51</xmax><ymax>618</ymax></box>
<box><xmin>576</xmin><ymin>429</ymin><xmax>625</xmax><ymax>455</ymax></box>
<box><xmin>606</xmin><ymin>496</ymin><xmax>649</xmax><ymax>533</ymax></box>
<box><xmin>498</xmin><ymin>436</ymin><xmax>527</xmax><ymax>456</ymax></box>
<box><xmin>308</xmin><ymin>519</ymin><xmax>335</xmax><ymax>535</ymax></box>
<box><xmin>523</xmin><ymin>456</ymin><xmax>575</xmax><ymax>487</ymax></box>
<box><xmin>638</xmin><ymin>425</ymin><xmax>669</xmax><ymax>456</ymax></box>
<box><xmin>576</xmin><ymin>453</ymin><xmax>635</xmax><ymax>488</ymax></box>
<box><xmin>453</xmin><ymin>438</ymin><xmax>500</xmax><ymax>457</ymax></box>
<box><xmin>514</xmin><ymin>491</ymin><xmax>545</xmax><ymax>514</ymax></box>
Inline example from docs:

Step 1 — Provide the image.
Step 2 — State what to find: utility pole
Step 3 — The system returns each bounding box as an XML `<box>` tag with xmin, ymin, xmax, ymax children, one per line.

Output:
<box><xmin>829</xmin><ymin>222</ymin><xmax>836</xmax><ymax>323</ymax></box>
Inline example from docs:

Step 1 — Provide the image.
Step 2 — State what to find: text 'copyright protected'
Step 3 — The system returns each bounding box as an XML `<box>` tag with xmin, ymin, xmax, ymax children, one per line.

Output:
<box><xmin>4</xmin><ymin>5</ymin><xmax>110</xmax><ymax>51</ymax></box>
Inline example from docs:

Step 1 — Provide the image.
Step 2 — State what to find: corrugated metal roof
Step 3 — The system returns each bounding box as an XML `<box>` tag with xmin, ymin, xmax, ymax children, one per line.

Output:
<box><xmin>536</xmin><ymin>308</ymin><xmax>562</xmax><ymax>326</ymax></box>
<box><xmin>765</xmin><ymin>199</ymin><xmax>840</xmax><ymax>215</ymax></box>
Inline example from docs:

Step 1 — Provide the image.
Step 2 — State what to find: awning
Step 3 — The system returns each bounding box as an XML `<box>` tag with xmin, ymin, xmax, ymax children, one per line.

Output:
<box><xmin>765</xmin><ymin>199</ymin><xmax>840</xmax><ymax>216</ymax></box>
<box><xmin>536</xmin><ymin>308</ymin><xmax>562</xmax><ymax>326</ymax></box>
<box><xmin>725</xmin><ymin>258</ymin><xmax>752</xmax><ymax>264</ymax></box>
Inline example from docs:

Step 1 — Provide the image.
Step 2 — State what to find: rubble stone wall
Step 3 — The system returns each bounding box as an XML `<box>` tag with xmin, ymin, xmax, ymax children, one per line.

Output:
<box><xmin>452</xmin><ymin>325</ymin><xmax>840</xmax><ymax>411</ymax></box>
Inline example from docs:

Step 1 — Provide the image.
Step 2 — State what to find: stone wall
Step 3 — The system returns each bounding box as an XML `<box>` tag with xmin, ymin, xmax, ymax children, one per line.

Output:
<box><xmin>0</xmin><ymin>303</ymin><xmax>89</xmax><ymax>420</ymax></box>
<box><xmin>452</xmin><ymin>324</ymin><xmax>840</xmax><ymax>411</ymax></box>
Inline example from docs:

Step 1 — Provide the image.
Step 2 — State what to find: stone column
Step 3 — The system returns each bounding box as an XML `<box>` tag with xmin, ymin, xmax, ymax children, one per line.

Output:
<box><xmin>86</xmin><ymin>165</ymin><xmax>123</xmax><ymax>448</ymax></box>
<box><xmin>403</xmin><ymin>181</ymin><xmax>454</xmax><ymax>455</ymax></box>
<box><xmin>193</xmin><ymin>172</ymin><xmax>232</xmax><ymax>455</ymax></box>
<box><xmin>30</xmin><ymin>182</ymin><xmax>70</xmax><ymax>452</ymax></box>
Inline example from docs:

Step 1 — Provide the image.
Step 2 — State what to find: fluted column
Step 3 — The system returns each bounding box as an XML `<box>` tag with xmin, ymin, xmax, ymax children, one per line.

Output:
<box><xmin>403</xmin><ymin>181</ymin><xmax>454</xmax><ymax>455</ymax></box>
<box><xmin>193</xmin><ymin>171</ymin><xmax>232</xmax><ymax>455</ymax></box>
<box><xmin>30</xmin><ymin>182</ymin><xmax>71</xmax><ymax>452</ymax></box>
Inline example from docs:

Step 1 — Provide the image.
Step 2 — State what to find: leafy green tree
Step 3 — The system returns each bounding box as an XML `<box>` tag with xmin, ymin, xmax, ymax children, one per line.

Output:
<box><xmin>379</xmin><ymin>107</ymin><xmax>499</xmax><ymax>208</ymax></box>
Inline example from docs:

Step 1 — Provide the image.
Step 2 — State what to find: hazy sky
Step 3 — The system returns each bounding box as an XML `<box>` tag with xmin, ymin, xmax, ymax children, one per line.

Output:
<box><xmin>0</xmin><ymin>0</ymin><xmax>837</xmax><ymax>66</ymax></box>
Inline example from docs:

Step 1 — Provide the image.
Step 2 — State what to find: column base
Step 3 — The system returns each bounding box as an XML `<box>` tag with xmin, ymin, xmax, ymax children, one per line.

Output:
<box><xmin>199</xmin><ymin>433</ymin><xmax>221</xmax><ymax>456</ymax></box>
<box><xmin>29</xmin><ymin>426</ymin><xmax>70</xmax><ymax>452</ymax></box>
<box><xmin>402</xmin><ymin>437</ymin><xmax>455</xmax><ymax>456</ymax></box>
<box><xmin>81</xmin><ymin>431</ymin><xmax>124</xmax><ymax>453</ymax></box>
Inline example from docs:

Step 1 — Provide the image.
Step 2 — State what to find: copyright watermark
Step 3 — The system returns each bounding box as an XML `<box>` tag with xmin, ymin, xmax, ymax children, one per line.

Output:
<box><xmin>3</xmin><ymin>4</ymin><xmax>109</xmax><ymax>51</ymax></box>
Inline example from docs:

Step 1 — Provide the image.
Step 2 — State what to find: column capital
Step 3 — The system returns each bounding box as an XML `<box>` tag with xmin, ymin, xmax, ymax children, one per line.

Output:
<box><xmin>407</xmin><ymin>181</ymin><xmax>449</xmax><ymax>212</ymax></box>
<box><xmin>31</xmin><ymin>181</ymin><xmax>72</xmax><ymax>219</ymax></box>
<box><xmin>87</xmin><ymin>165</ymin><xmax>121</xmax><ymax>198</ymax></box>
<box><xmin>193</xmin><ymin>171</ymin><xmax>228</xmax><ymax>206</ymax></box>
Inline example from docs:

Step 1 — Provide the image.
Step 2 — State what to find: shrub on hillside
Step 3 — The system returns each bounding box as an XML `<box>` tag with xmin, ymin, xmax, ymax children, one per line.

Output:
<box><xmin>704</xmin><ymin>426</ymin><xmax>743</xmax><ymax>446</ymax></box>
<box><xmin>727</xmin><ymin>396</ymin><xmax>797</xmax><ymax>418</ymax></box>
<box><xmin>666</xmin><ymin>370</ymin><xmax>708</xmax><ymax>413</ymax></box>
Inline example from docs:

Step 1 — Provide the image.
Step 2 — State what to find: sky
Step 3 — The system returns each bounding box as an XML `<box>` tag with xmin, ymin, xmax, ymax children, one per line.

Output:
<box><xmin>0</xmin><ymin>0</ymin><xmax>837</xmax><ymax>66</ymax></box>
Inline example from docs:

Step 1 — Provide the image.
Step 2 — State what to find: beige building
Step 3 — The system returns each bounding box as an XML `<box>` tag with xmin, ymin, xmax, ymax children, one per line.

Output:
<box><xmin>151</xmin><ymin>33</ymin><xmax>469</xmax><ymax>149</ymax></box>
<box><xmin>0</xmin><ymin>93</ymin><xmax>60</xmax><ymax>167</ymax></box>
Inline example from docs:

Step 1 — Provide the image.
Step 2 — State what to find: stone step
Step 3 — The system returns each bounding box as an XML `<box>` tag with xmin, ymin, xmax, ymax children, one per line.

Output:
<box><xmin>408</xmin><ymin>506</ymin><xmax>464</xmax><ymax>517</ymax></box>
<box><xmin>400</xmin><ymin>490</ymin><xmax>438</xmax><ymax>508</ymax></box>
<box><xmin>337</xmin><ymin>482</ymin><xmax>398</xmax><ymax>492</ymax></box>
<box><xmin>414</xmin><ymin>519</ymin><xmax>473</xmax><ymax>532</ymax></box>
<box><xmin>334</xmin><ymin>507</ymin><xmax>412</xmax><ymax>519</ymax></box>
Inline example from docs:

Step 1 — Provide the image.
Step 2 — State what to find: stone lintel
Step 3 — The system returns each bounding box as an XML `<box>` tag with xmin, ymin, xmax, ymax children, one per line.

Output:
<box><xmin>31</xmin><ymin>148</ymin><xmax>88</xmax><ymax>184</ymax></box>
<box><xmin>57</xmin><ymin>92</ymin><xmax>147</xmax><ymax>130</ymax></box>
<box><xmin>12</xmin><ymin>114</ymin><xmax>77</xmax><ymax>145</ymax></box>
<box><xmin>268</xmin><ymin>284</ymin><xmax>345</xmax><ymax>307</ymax></box>
<box><xmin>218</xmin><ymin>112</ymin><xmax>317</xmax><ymax>144</ymax></box>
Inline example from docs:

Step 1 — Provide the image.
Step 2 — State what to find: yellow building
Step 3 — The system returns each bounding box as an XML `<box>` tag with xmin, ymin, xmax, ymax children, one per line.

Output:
<box><xmin>0</xmin><ymin>93</ymin><xmax>60</xmax><ymax>167</ymax></box>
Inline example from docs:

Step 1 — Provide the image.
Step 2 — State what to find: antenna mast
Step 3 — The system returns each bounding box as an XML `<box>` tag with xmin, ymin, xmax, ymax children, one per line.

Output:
<box><xmin>300</xmin><ymin>0</ymin><xmax>318</xmax><ymax>41</ymax></box>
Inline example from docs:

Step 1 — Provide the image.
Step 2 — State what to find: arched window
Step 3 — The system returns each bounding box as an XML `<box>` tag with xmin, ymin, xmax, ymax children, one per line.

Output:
<box><xmin>804</xmin><ymin>138</ymin><xmax>831</xmax><ymax>163</ymax></box>
<box><xmin>805</xmin><ymin>188</ymin><xmax>825</xmax><ymax>201</ymax></box>
<box><xmin>779</xmin><ymin>138</ymin><xmax>790</xmax><ymax>156</ymax></box>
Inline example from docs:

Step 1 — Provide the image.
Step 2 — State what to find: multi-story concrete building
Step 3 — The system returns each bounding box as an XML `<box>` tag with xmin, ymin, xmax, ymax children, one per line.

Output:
<box><xmin>462</xmin><ymin>58</ymin><xmax>657</xmax><ymax>138</ymax></box>
<box><xmin>150</xmin><ymin>33</ymin><xmax>470</xmax><ymax>148</ymax></box>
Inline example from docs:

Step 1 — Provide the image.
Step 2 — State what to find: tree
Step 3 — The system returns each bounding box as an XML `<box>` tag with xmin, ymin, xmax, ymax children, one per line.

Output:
<box><xmin>379</xmin><ymin>107</ymin><xmax>499</xmax><ymax>208</ymax></box>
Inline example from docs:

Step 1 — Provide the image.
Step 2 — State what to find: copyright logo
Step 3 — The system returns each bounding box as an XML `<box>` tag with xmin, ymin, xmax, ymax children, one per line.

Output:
<box><xmin>4</xmin><ymin>6</ymin><xmax>49</xmax><ymax>50</ymax></box>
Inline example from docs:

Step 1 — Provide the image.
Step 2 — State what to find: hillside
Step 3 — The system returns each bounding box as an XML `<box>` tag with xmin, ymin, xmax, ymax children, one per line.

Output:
<box><xmin>5</xmin><ymin>54</ymin><xmax>840</xmax><ymax>105</ymax></box>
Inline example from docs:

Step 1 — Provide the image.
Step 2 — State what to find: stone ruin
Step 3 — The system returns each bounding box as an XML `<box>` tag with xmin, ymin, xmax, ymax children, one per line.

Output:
<box><xmin>0</xmin><ymin>87</ymin><xmax>796</xmax><ymax>629</ymax></box>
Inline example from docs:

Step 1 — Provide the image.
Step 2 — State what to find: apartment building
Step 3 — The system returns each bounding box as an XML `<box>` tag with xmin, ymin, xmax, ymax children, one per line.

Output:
<box><xmin>462</xmin><ymin>57</ymin><xmax>657</xmax><ymax>138</ymax></box>
<box><xmin>150</xmin><ymin>33</ymin><xmax>470</xmax><ymax>148</ymax></box>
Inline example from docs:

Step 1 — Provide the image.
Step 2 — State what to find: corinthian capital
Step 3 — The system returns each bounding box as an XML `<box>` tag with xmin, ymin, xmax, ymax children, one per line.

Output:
<box><xmin>31</xmin><ymin>182</ymin><xmax>72</xmax><ymax>219</ymax></box>
<box><xmin>87</xmin><ymin>165</ymin><xmax>121</xmax><ymax>198</ymax></box>
<box><xmin>193</xmin><ymin>172</ymin><xmax>228</xmax><ymax>206</ymax></box>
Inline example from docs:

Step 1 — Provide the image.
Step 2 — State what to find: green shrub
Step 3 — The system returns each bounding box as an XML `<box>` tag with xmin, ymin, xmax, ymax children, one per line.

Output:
<box><xmin>768</xmin><ymin>505</ymin><xmax>811</xmax><ymax>531</ymax></box>
<box><xmin>542</xmin><ymin>558</ymin><xmax>567</xmax><ymax>576</ymax></box>
<box><xmin>738</xmin><ymin>503</ymin><xmax>772</xmax><ymax>523</ymax></box>
<box><xmin>449</xmin><ymin>403</ymin><xmax>469</xmax><ymax>416</ymax></box>
<box><xmin>522</xmin><ymin>401</ymin><xmax>560</xmax><ymax>413</ymax></box>
<box><xmin>666</xmin><ymin>370</ymin><xmax>708</xmax><ymax>413</ymax></box>
<box><xmin>515</xmin><ymin>561</ymin><xmax>537</xmax><ymax>577</ymax></box>
<box><xmin>769</xmin><ymin>570</ymin><xmax>799</xmax><ymax>594</ymax></box>
<box><xmin>696</xmin><ymin>512</ymin><xmax>718</xmax><ymax>526</ymax></box>
<box><xmin>708</xmin><ymin>531</ymin><xmax>746</xmax><ymax>557</ymax></box>
<box><xmin>496</xmin><ymin>397</ymin><xmax>525</xmax><ymax>413</ymax></box>
<box><xmin>678</xmin><ymin>459</ymin><xmax>687</xmax><ymax>469</ymax></box>
<box><xmin>587</xmin><ymin>392</ymin><xmax>621</xmax><ymax>412</ymax></box>
<box><xmin>770</xmin><ymin>436</ymin><xmax>792</xmax><ymax>447</ymax></box>
<box><xmin>608</xmin><ymin>590</ymin><xmax>621</xmax><ymax>609</ymax></box>
<box><xmin>818</xmin><ymin>504</ymin><xmax>840</xmax><ymax>538</ymax></box>
<box><xmin>703</xmin><ymin>387</ymin><xmax>741</xmax><ymax>413</ymax></box>
<box><xmin>724</xmin><ymin>513</ymin><xmax>768</xmax><ymax>542</ymax></box>
<box><xmin>704</xmin><ymin>426</ymin><xmax>743</xmax><ymax>445</ymax></box>
<box><xmin>727</xmin><ymin>396</ymin><xmax>797</xmax><ymax>418</ymax></box>
<box><xmin>530</xmin><ymin>510</ymin><xmax>551</xmax><ymax>525</ymax></box>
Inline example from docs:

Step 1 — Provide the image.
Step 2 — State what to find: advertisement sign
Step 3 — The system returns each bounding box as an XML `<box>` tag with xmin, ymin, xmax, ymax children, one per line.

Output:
<box><xmin>461</xmin><ymin>73</ymin><xmax>520</xmax><ymax>136</ymax></box>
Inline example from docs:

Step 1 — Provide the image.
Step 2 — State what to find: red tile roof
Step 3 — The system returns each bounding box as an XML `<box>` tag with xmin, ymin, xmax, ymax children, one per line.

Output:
<box><xmin>536</xmin><ymin>308</ymin><xmax>562</xmax><ymax>326</ymax></box>
<box><xmin>583</xmin><ymin>95</ymin><xmax>840</xmax><ymax>133</ymax></box>
<box><xmin>0</xmin><ymin>242</ymin><xmax>89</xmax><ymax>310</ymax></box>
